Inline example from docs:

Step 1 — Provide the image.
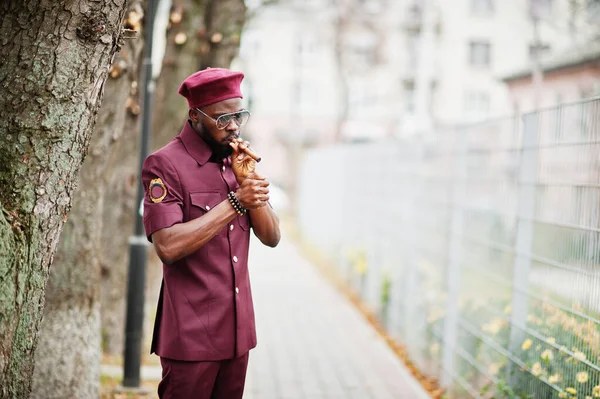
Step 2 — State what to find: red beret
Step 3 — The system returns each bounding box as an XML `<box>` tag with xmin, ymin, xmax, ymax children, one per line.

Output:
<box><xmin>178</xmin><ymin>67</ymin><xmax>244</xmax><ymax>109</ymax></box>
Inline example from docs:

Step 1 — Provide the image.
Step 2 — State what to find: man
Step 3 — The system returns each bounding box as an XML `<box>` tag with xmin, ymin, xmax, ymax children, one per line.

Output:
<box><xmin>142</xmin><ymin>67</ymin><xmax>281</xmax><ymax>399</ymax></box>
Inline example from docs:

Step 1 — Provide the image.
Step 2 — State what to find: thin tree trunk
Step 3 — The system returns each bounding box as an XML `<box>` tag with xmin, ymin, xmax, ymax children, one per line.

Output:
<box><xmin>0</xmin><ymin>1</ymin><xmax>127</xmax><ymax>398</ymax></box>
<box><xmin>31</xmin><ymin>3</ymin><xmax>145</xmax><ymax>397</ymax></box>
<box><xmin>333</xmin><ymin>1</ymin><xmax>351</xmax><ymax>143</ymax></box>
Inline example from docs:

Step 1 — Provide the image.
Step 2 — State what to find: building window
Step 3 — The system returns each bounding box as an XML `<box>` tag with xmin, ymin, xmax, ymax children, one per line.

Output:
<box><xmin>297</xmin><ymin>36</ymin><xmax>317</xmax><ymax>65</ymax></box>
<box><xmin>472</xmin><ymin>0</ymin><xmax>494</xmax><ymax>15</ymax></box>
<box><xmin>529</xmin><ymin>42</ymin><xmax>551</xmax><ymax>59</ymax></box>
<box><xmin>404</xmin><ymin>81</ymin><xmax>415</xmax><ymax>113</ymax></box>
<box><xmin>346</xmin><ymin>33</ymin><xmax>377</xmax><ymax>70</ymax></box>
<box><xmin>405</xmin><ymin>33</ymin><xmax>420</xmax><ymax>74</ymax></box>
<box><xmin>469</xmin><ymin>41</ymin><xmax>491</xmax><ymax>67</ymax></box>
<box><xmin>465</xmin><ymin>91</ymin><xmax>490</xmax><ymax>116</ymax></box>
<box><xmin>530</xmin><ymin>0</ymin><xmax>552</xmax><ymax>18</ymax></box>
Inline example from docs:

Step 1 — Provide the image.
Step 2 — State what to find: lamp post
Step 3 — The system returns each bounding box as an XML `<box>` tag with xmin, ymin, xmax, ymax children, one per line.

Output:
<box><xmin>122</xmin><ymin>0</ymin><xmax>157</xmax><ymax>388</ymax></box>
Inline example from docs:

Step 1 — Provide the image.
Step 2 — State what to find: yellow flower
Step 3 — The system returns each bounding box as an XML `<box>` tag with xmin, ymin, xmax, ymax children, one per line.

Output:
<box><xmin>548</xmin><ymin>374</ymin><xmax>560</xmax><ymax>384</ymax></box>
<box><xmin>547</xmin><ymin>337</ymin><xmax>556</xmax><ymax>344</ymax></box>
<box><xmin>482</xmin><ymin>318</ymin><xmax>505</xmax><ymax>336</ymax></box>
<box><xmin>587</xmin><ymin>396</ymin><xmax>593</xmax><ymax>399</ymax></box>
<box><xmin>577</xmin><ymin>371</ymin><xmax>589</xmax><ymax>384</ymax></box>
<box><xmin>355</xmin><ymin>257</ymin><xmax>367</xmax><ymax>275</ymax></box>
<box><xmin>559</xmin><ymin>393</ymin><xmax>567</xmax><ymax>398</ymax></box>
<box><xmin>488</xmin><ymin>363</ymin><xmax>500</xmax><ymax>376</ymax></box>
<box><xmin>531</xmin><ymin>362</ymin><xmax>542</xmax><ymax>376</ymax></box>
<box><xmin>541</xmin><ymin>349</ymin><xmax>554</xmax><ymax>362</ymax></box>
<box><xmin>574</xmin><ymin>350</ymin><xmax>587</xmax><ymax>362</ymax></box>
<box><xmin>566</xmin><ymin>387</ymin><xmax>577</xmax><ymax>395</ymax></box>
<box><xmin>594</xmin><ymin>385</ymin><xmax>600</xmax><ymax>397</ymax></box>
<box><xmin>522</xmin><ymin>339</ymin><xmax>533</xmax><ymax>350</ymax></box>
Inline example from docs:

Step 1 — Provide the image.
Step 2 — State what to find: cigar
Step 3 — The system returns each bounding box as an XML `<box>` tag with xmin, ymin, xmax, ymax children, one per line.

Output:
<box><xmin>241</xmin><ymin>146</ymin><xmax>262</xmax><ymax>163</ymax></box>
<box><xmin>233</xmin><ymin>138</ymin><xmax>261</xmax><ymax>162</ymax></box>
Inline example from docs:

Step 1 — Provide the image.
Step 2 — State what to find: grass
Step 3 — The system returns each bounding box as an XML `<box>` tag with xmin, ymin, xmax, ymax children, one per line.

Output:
<box><xmin>99</xmin><ymin>374</ymin><xmax>160</xmax><ymax>399</ymax></box>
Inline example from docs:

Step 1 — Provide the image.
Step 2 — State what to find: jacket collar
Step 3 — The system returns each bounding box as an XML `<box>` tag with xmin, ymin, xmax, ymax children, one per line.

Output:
<box><xmin>178</xmin><ymin>120</ymin><xmax>212</xmax><ymax>166</ymax></box>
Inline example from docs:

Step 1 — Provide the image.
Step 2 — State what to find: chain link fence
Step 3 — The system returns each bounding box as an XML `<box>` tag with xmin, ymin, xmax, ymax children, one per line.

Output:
<box><xmin>297</xmin><ymin>97</ymin><xmax>600</xmax><ymax>398</ymax></box>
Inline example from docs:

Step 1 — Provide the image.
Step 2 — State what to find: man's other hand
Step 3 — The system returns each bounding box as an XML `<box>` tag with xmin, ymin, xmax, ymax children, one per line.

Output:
<box><xmin>235</xmin><ymin>173</ymin><xmax>270</xmax><ymax>210</ymax></box>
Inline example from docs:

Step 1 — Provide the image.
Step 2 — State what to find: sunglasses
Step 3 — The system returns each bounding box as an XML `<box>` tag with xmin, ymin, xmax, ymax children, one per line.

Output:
<box><xmin>195</xmin><ymin>108</ymin><xmax>251</xmax><ymax>130</ymax></box>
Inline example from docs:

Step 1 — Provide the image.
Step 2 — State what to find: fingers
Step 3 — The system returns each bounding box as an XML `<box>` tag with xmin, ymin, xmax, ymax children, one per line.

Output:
<box><xmin>236</xmin><ymin>176</ymin><xmax>270</xmax><ymax>209</ymax></box>
<box><xmin>234</xmin><ymin>139</ymin><xmax>258</xmax><ymax>161</ymax></box>
<box><xmin>236</xmin><ymin>192</ymin><xmax>269</xmax><ymax>210</ymax></box>
<box><xmin>254</xmin><ymin>187</ymin><xmax>269</xmax><ymax>195</ymax></box>
<box><xmin>229</xmin><ymin>141</ymin><xmax>240</xmax><ymax>156</ymax></box>
<box><xmin>251</xmin><ymin>172</ymin><xmax>266</xmax><ymax>180</ymax></box>
<box><xmin>241</xmin><ymin>175</ymin><xmax>269</xmax><ymax>187</ymax></box>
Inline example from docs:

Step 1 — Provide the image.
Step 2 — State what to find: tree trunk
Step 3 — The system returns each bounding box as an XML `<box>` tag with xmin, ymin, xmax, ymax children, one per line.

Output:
<box><xmin>30</xmin><ymin>2</ymin><xmax>145</xmax><ymax>398</ymax></box>
<box><xmin>100</xmin><ymin>0</ymin><xmax>247</xmax><ymax>357</ymax></box>
<box><xmin>153</xmin><ymin>0</ymin><xmax>247</xmax><ymax>150</ymax></box>
<box><xmin>0</xmin><ymin>1</ymin><xmax>127</xmax><ymax>398</ymax></box>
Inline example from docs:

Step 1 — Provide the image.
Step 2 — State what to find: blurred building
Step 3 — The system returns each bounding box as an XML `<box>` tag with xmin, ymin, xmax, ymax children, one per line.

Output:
<box><xmin>236</xmin><ymin>0</ymin><xmax>408</xmax><ymax>149</ymax></box>
<box><xmin>235</xmin><ymin>0</ymin><xmax>600</xmax><ymax>147</ymax></box>
<box><xmin>503</xmin><ymin>46</ymin><xmax>600</xmax><ymax>112</ymax></box>
<box><xmin>404</xmin><ymin>0</ymin><xmax>600</xmax><ymax>131</ymax></box>
<box><xmin>233</xmin><ymin>1</ymin><xmax>339</xmax><ymax>188</ymax></box>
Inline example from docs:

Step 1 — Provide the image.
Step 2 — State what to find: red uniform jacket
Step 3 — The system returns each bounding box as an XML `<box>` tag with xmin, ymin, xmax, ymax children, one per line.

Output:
<box><xmin>142</xmin><ymin>121</ymin><xmax>257</xmax><ymax>361</ymax></box>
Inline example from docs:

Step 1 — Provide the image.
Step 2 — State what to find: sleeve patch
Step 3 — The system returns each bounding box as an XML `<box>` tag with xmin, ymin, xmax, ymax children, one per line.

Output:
<box><xmin>149</xmin><ymin>178</ymin><xmax>168</xmax><ymax>203</ymax></box>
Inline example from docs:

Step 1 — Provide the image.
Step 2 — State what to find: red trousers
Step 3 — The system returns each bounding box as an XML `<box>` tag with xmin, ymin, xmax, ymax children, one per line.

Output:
<box><xmin>158</xmin><ymin>353</ymin><xmax>249</xmax><ymax>399</ymax></box>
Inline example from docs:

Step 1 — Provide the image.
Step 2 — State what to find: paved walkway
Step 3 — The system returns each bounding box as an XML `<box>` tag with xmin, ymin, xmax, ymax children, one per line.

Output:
<box><xmin>101</xmin><ymin>235</ymin><xmax>430</xmax><ymax>399</ymax></box>
<box><xmin>243</xmin><ymin>235</ymin><xmax>429</xmax><ymax>399</ymax></box>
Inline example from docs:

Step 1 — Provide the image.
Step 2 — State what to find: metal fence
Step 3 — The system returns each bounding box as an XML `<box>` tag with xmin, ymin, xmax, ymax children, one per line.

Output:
<box><xmin>297</xmin><ymin>97</ymin><xmax>600</xmax><ymax>398</ymax></box>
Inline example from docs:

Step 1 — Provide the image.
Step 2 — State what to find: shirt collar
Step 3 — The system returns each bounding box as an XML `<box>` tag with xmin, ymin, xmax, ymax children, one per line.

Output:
<box><xmin>178</xmin><ymin>120</ymin><xmax>212</xmax><ymax>166</ymax></box>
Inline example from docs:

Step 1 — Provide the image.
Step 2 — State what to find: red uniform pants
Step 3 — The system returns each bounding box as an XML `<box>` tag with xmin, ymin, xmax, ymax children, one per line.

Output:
<box><xmin>158</xmin><ymin>353</ymin><xmax>249</xmax><ymax>399</ymax></box>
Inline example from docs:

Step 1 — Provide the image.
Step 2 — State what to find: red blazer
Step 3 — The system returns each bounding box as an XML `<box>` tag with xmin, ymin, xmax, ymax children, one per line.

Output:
<box><xmin>142</xmin><ymin>121</ymin><xmax>256</xmax><ymax>361</ymax></box>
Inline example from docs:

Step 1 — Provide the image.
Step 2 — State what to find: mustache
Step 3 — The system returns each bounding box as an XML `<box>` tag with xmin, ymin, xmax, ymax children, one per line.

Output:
<box><xmin>225</xmin><ymin>134</ymin><xmax>240</xmax><ymax>143</ymax></box>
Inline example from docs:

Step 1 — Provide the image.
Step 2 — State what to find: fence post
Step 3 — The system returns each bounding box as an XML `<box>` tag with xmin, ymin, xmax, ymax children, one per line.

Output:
<box><xmin>440</xmin><ymin>127</ymin><xmax>468</xmax><ymax>386</ymax></box>
<box><xmin>507</xmin><ymin>112</ymin><xmax>539</xmax><ymax>381</ymax></box>
<box><xmin>401</xmin><ymin>136</ymin><xmax>427</xmax><ymax>363</ymax></box>
<box><xmin>386</xmin><ymin>142</ymin><xmax>409</xmax><ymax>334</ymax></box>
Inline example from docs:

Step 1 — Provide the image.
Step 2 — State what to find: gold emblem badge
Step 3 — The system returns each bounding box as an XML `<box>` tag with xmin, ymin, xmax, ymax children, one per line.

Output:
<box><xmin>149</xmin><ymin>178</ymin><xmax>167</xmax><ymax>203</ymax></box>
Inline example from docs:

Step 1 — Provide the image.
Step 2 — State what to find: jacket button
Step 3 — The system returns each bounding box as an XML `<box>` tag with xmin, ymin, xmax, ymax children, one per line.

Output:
<box><xmin>233</xmin><ymin>256</ymin><xmax>238</xmax><ymax>263</ymax></box>
<box><xmin>205</xmin><ymin>205</ymin><xmax>210</xmax><ymax>210</ymax></box>
<box><xmin>230</xmin><ymin>224</ymin><xmax>234</xmax><ymax>231</ymax></box>
<box><xmin>235</xmin><ymin>287</ymin><xmax>239</xmax><ymax>294</ymax></box>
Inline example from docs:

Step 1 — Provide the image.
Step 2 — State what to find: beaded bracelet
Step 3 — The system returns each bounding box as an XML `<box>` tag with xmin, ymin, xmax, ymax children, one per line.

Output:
<box><xmin>227</xmin><ymin>191</ymin><xmax>247</xmax><ymax>216</ymax></box>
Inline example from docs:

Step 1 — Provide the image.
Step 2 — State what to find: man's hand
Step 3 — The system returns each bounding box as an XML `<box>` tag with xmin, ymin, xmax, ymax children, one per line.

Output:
<box><xmin>234</xmin><ymin>173</ymin><xmax>270</xmax><ymax>210</ymax></box>
<box><xmin>230</xmin><ymin>138</ymin><xmax>256</xmax><ymax>184</ymax></box>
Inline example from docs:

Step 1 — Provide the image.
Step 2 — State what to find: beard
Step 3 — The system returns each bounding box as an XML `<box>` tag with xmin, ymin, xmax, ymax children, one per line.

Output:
<box><xmin>197</xmin><ymin>122</ymin><xmax>234</xmax><ymax>159</ymax></box>
<box><xmin>210</xmin><ymin>141</ymin><xmax>233</xmax><ymax>159</ymax></box>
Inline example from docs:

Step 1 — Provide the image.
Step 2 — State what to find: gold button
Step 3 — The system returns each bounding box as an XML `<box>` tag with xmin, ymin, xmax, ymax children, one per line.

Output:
<box><xmin>235</xmin><ymin>287</ymin><xmax>239</xmax><ymax>294</ymax></box>
<box><xmin>233</xmin><ymin>256</ymin><xmax>238</xmax><ymax>263</ymax></box>
<box><xmin>205</xmin><ymin>205</ymin><xmax>210</xmax><ymax>210</ymax></box>
<box><xmin>229</xmin><ymin>224</ymin><xmax>234</xmax><ymax>231</ymax></box>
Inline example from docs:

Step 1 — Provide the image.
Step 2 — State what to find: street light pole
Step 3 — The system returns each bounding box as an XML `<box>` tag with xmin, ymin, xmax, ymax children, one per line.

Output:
<box><xmin>123</xmin><ymin>0</ymin><xmax>157</xmax><ymax>388</ymax></box>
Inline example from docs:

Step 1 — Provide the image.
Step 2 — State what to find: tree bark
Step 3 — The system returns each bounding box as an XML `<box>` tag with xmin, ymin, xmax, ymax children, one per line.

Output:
<box><xmin>100</xmin><ymin>0</ymin><xmax>247</xmax><ymax>357</ymax></box>
<box><xmin>0</xmin><ymin>1</ymin><xmax>127</xmax><ymax>398</ymax></box>
<box><xmin>30</xmin><ymin>2</ymin><xmax>145</xmax><ymax>398</ymax></box>
<box><xmin>153</xmin><ymin>0</ymin><xmax>247</xmax><ymax>150</ymax></box>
